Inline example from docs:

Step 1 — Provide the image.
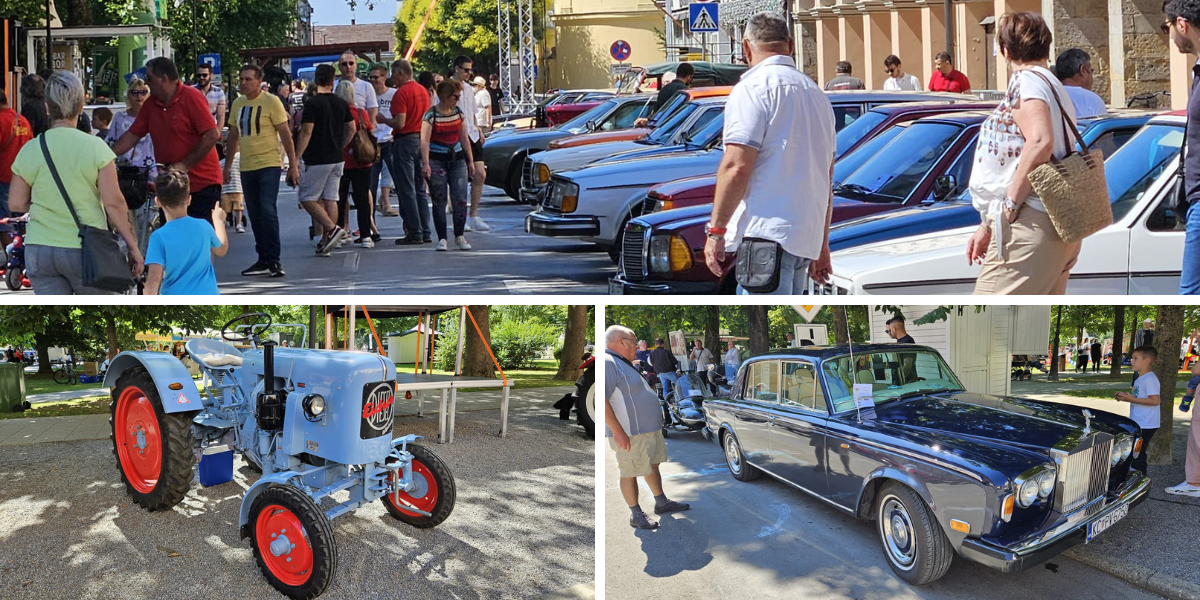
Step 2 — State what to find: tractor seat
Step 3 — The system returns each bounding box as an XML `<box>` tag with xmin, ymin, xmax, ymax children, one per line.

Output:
<box><xmin>186</xmin><ymin>338</ymin><xmax>245</xmax><ymax>368</ymax></box>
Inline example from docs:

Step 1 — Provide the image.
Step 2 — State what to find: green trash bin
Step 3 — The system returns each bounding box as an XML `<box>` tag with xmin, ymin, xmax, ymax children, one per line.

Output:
<box><xmin>0</xmin><ymin>362</ymin><xmax>27</xmax><ymax>412</ymax></box>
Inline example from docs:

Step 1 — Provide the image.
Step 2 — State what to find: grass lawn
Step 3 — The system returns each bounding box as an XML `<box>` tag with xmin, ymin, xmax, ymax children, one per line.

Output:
<box><xmin>1030</xmin><ymin>369</ymin><xmax>1194</xmax><ymax>384</ymax></box>
<box><xmin>21</xmin><ymin>373</ymin><xmax>109</xmax><ymax>396</ymax></box>
<box><xmin>0</xmin><ymin>396</ymin><xmax>111</xmax><ymax>420</ymax></box>
<box><xmin>393</xmin><ymin>358</ymin><xmax>576</xmax><ymax>391</ymax></box>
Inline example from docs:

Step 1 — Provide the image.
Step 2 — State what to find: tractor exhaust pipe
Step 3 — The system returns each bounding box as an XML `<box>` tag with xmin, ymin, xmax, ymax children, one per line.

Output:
<box><xmin>257</xmin><ymin>341</ymin><xmax>284</xmax><ymax>431</ymax></box>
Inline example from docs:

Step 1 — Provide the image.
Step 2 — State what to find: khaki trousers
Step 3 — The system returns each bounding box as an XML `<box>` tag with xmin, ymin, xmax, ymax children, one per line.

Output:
<box><xmin>974</xmin><ymin>206</ymin><xmax>1081</xmax><ymax>295</ymax></box>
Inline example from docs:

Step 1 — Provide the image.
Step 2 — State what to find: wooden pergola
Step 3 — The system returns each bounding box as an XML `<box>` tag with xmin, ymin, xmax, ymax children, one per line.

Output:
<box><xmin>238</xmin><ymin>41</ymin><xmax>390</xmax><ymax>70</ymax></box>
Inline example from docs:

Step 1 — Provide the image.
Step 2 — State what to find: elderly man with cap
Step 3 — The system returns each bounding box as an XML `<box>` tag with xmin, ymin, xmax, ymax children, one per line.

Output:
<box><xmin>606</xmin><ymin>325</ymin><xmax>690</xmax><ymax>530</ymax></box>
<box><xmin>471</xmin><ymin>76</ymin><xmax>492</xmax><ymax>136</ymax></box>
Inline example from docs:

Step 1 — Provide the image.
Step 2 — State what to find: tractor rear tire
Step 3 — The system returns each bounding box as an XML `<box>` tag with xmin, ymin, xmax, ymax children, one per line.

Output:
<box><xmin>248</xmin><ymin>485</ymin><xmax>337</xmax><ymax>600</ymax></box>
<box><xmin>110</xmin><ymin>366</ymin><xmax>196</xmax><ymax>511</ymax></box>
<box><xmin>576</xmin><ymin>375</ymin><xmax>595</xmax><ymax>438</ymax></box>
<box><xmin>381</xmin><ymin>443</ymin><xmax>456</xmax><ymax>529</ymax></box>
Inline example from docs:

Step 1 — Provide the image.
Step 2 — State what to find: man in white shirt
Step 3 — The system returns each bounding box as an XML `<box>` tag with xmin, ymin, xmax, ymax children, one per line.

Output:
<box><xmin>452</xmin><ymin>56</ymin><xmax>490</xmax><ymax>232</ymax></box>
<box><xmin>367</xmin><ymin>63</ymin><xmax>400</xmax><ymax>216</ymax></box>
<box><xmin>338</xmin><ymin>51</ymin><xmax>378</xmax><ymax>125</ymax></box>
<box><xmin>704</xmin><ymin>11</ymin><xmax>836</xmax><ymax>294</ymax></box>
<box><xmin>1054</xmin><ymin>48</ymin><xmax>1107</xmax><ymax>118</ymax></box>
<box><xmin>882</xmin><ymin>55</ymin><xmax>922</xmax><ymax>91</ymax></box>
<box><xmin>472</xmin><ymin>76</ymin><xmax>492</xmax><ymax>133</ymax></box>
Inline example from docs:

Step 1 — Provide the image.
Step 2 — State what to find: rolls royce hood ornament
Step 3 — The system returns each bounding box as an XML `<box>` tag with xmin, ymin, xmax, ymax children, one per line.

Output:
<box><xmin>1082</xmin><ymin>409</ymin><xmax>1094</xmax><ymax>435</ymax></box>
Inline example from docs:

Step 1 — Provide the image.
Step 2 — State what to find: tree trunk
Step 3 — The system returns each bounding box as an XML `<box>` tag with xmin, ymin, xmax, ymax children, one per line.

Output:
<box><xmin>832</xmin><ymin>306</ymin><xmax>849</xmax><ymax>345</ymax></box>
<box><xmin>1128</xmin><ymin>306</ymin><xmax>1140</xmax><ymax>358</ymax></box>
<box><xmin>747</xmin><ymin>306</ymin><xmax>769</xmax><ymax>358</ymax></box>
<box><xmin>1074</xmin><ymin>326</ymin><xmax>1083</xmax><ymax>373</ymax></box>
<box><xmin>35</xmin><ymin>334</ymin><xmax>51</xmax><ymax>375</ymax></box>
<box><xmin>1049</xmin><ymin>306</ymin><xmax>1062</xmax><ymax>382</ymax></box>
<box><xmin>1110</xmin><ymin>306</ymin><xmax>1125</xmax><ymax>377</ymax></box>
<box><xmin>1149</xmin><ymin>305</ymin><xmax>1183</xmax><ymax>465</ymax></box>
<box><xmin>704</xmin><ymin>306</ymin><xmax>720</xmax><ymax>355</ymax></box>
<box><xmin>554</xmin><ymin>305</ymin><xmax>589</xmax><ymax>380</ymax></box>
<box><xmin>462</xmin><ymin>306</ymin><xmax>494</xmax><ymax>378</ymax></box>
<box><xmin>308</xmin><ymin>305</ymin><xmax>318</xmax><ymax>349</ymax></box>
<box><xmin>106</xmin><ymin>315</ymin><xmax>119</xmax><ymax>360</ymax></box>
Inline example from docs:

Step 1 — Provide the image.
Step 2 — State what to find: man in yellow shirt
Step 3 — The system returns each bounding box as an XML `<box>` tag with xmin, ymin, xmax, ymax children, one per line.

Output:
<box><xmin>223</xmin><ymin>64</ymin><xmax>299</xmax><ymax>278</ymax></box>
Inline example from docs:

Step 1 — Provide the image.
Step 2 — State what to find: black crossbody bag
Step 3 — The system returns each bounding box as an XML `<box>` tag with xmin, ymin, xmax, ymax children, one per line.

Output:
<box><xmin>734</xmin><ymin>237</ymin><xmax>783</xmax><ymax>294</ymax></box>
<box><xmin>40</xmin><ymin>135</ymin><xmax>133</xmax><ymax>293</ymax></box>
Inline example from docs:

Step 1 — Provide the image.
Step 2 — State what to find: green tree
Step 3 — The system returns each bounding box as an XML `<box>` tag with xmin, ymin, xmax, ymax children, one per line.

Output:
<box><xmin>395</xmin><ymin>0</ymin><xmax>546</xmax><ymax>76</ymax></box>
<box><xmin>1150</xmin><ymin>305</ymin><xmax>1183</xmax><ymax>465</ymax></box>
<box><xmin>164</xmin><ymin>0</ymin><xmax>298</xmax><ymax>87</ymax></box>
<box><xmin>0</xmin><ymin>0</ymin><xmax>48</xmax><ymax>28</ymax></box>
<box><xmin>554</xmin><ymin>305</ymin><xmax>589</xmax><ymax>380</ymax></box>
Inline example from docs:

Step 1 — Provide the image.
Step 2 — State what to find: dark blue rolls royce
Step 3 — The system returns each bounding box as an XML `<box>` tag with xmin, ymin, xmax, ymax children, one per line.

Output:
<box><xmin>703</xmin><ymin>344</ymin><xmax>1150</xmax><ymax>585</ymax></box>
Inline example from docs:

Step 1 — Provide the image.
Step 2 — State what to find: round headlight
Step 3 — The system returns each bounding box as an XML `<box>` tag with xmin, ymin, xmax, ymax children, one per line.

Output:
<box><xmin>1036</xmin><ymin>469</ymin><xmax>1056</xmax><ymax>498</ymax></box>
<box><xmin>1110</xmin><ymin>442</ymin><xmax>1122</xmax><ymax>466</ymax></box>
<box><xmin>1120</xmin><ymin>437</ymin><xmax>1133</xmax><ymax>460</ymax></box>
<box><xmin>1018</xmin><ymin>478</ymin><xmax>1040</xmax><ymax>507</ymax></box>
<box><xmin>310</xmin><ymin>395</ymin><xmax>325</xmax><ymax>416</ymax></box>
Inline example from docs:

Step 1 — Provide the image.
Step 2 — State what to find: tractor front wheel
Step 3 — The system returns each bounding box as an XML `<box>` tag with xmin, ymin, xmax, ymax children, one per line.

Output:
<box><xmin>249</xmin><ymin>485</ymin><xmax>337</xmax><ymax>600</ymax></box>
<box><xmin>381</xmin><ymin>443</ymin><xmax>456</xmax><ymax>528</ymax></box>
<box><xmin>110</xmin><ymin>367</ymin><xmax>196</xmax><ymax>511</ymax></box>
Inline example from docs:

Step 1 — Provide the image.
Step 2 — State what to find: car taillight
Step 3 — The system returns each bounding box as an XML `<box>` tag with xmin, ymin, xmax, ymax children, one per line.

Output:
<box><xmin>668</xmin><ymin>236</ymin><xmax>692</xmax><ymax>271</ymax></box>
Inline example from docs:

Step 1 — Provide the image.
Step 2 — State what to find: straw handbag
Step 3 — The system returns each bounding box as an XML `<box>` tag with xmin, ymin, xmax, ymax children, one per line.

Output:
<box><xmin>1025</xmin><ymin>70</ymin><xmax>1110</xmax><ymax>244</ymax></box>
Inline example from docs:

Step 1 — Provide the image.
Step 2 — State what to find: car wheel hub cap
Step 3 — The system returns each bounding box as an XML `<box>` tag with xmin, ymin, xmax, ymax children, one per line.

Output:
<box><xmin>726</xmin><ymin>438</ymin><xmax>741</xmax><ymax>473</ymax></box>
<box><xmin>115</xmin><ymin>386</ymin><xmax>162</xmax><ymax>493</ymax></box>
<box><xmin>882</xmin><ymin>498</ymin><xmax>916</xmax><ymax>569</ymax></box>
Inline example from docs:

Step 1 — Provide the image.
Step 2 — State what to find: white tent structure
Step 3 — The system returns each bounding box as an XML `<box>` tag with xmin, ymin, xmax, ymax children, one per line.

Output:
<box><xmin>325</xmin><ymin>306</ymin><xmax>513</xmax><ymax>444</ymax></box>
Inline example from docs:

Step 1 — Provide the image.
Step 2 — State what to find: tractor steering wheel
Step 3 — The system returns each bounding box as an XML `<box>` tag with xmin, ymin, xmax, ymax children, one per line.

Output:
<box><xmin>221</xmin><ymin>312</ymin><xmax>273</xmax><ymax>344</ymax></box>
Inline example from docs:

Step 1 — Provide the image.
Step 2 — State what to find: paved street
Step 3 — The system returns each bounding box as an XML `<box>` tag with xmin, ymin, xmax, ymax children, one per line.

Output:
<box><xmin>604</xmin><ymin>432</ymin><xmax>1168</xmax><ymax>600</ymax></box>
<box><xmin>0</xmin><ymin>185</ymin><xmax>612</xmax><ymax>296</ymax></box>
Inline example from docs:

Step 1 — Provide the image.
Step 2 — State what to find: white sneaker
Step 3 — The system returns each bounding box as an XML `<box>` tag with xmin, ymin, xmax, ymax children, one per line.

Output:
<box><xmin>455</xmin><ymin>236</ymin><xmax>472</xmax><ymax>250</ymax></box>
<box><xmin>363</xmin><ymin>238</ymin><xmax>375</xmax><ymax>249</ymax></box>
<box><xmin>435</xmin><ymin>239</ymin><xmax>448</xmax><ymax>251</ymax></box>
<box><xmin>469</xmin><ymin>216</ymin><xmax>490</xmax><ymax>232</ymax></box>
<box><xmin>1164</xmin><ymin>482</ymin><xmax>1200</xmax><ymax>496</ymax></box>
<box><xmin>235</xmin><ymin>225</ymin><xmax>245</xmax><ymax>233</ymax></box>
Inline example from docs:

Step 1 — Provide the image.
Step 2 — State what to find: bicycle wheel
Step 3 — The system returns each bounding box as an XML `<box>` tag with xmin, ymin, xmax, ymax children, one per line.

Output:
<box><xmin>53</xmin><ymin>368</ymin><xmax>68</xmax><ymax>384</ymax></box>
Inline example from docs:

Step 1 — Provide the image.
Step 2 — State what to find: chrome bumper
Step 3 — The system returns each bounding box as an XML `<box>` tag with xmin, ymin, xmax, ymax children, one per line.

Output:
<box><xmin>525</xmin><ymin>211</ymin><xmax>601</xmax><ymax>237</ymax></box>
<box><xmin>959</xmin><ymin>469</ymin><xmax>1150</xmax><ymax>573</ymax></box>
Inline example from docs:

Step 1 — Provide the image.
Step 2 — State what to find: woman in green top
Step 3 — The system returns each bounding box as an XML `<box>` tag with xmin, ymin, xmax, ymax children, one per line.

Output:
<box><xmin>7</xmin><ymin>71</ymin><xmax>142</xmax><ymax>294</ymax></box>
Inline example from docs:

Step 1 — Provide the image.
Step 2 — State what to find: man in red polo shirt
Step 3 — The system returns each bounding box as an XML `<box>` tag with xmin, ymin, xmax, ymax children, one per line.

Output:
<box><xmin>112</xmin><ymin>57</ymin><xmax>223</xmax><ymax>224</ymax></box>
<box><xmin>0</xmin><ymin>90</ymin><xmax>32</xmax><ymax>246</ymax></box>
<box><xmin>929</xmin><ymin>52</ymin><xmax>971</xmax><ymax>93</ymax></box>
<box><xmin>386</xmin><ymin>58</ymin><xmax>432</xmax><ymax>245</ymax></box>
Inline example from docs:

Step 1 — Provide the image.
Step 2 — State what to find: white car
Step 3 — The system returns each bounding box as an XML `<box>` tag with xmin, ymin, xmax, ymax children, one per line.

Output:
<box><xmin>815</xmin><ymin>112</ymin><xmax>1187</xmax><ymax>295</ymax></box>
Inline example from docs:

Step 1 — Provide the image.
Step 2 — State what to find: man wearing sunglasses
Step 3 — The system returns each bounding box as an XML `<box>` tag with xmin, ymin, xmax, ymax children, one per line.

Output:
<box><xmin>881</xmin><ymin>55</ymin><xmax>921</xmax><ymax>91</ymax></box>
<box><xmin>450</xmin><ymin>55</ymin><xmax>489</xmax><ymax>232</ymax></box>
<box><xmin>195</xmin><ymin>63</ymin><xmax>225</xmax><ymax>126</ymax></box>
<box><xmin>1166</xmin><ymin>0</ymin><xmax>1200</xmax><ymax>293</ymax></box>
<box><xmin>337</xmin><ymin>51</ymin><xmax>378</xmax><ymax>127</ymax></box>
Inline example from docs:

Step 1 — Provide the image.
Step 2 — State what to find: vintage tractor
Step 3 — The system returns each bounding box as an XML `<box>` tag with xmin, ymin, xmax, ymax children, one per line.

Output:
<box><xmin>103</xmin><ymin>312</ymin><xmax>455</xmax><ymax>600</ymax></box>
<box><xmin>553</xmin><ymin>352</ymin><xmax>595</xmax><ymax>437</ymax></box>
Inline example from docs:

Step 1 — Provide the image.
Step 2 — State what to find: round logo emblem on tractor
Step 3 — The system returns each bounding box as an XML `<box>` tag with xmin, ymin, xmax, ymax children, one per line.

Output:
<box><xmin>362</xmin><ymin>382</ymin><xmax>396</xmax><ymax>434</ymax></box>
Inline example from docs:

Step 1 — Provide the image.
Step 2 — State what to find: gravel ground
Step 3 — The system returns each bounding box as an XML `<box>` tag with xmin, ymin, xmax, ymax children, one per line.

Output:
<box><xmin>0</xmin><ymin>394</ymin><xmax>594</xmax><ymax>600</ymax></box>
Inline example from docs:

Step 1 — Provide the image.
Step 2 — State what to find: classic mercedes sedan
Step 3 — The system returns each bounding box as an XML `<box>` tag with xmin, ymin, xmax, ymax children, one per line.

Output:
<box><xmin>704</xmin><ymin>345</ymin><xmax>1149</xmax><ymax>585</ymax></box>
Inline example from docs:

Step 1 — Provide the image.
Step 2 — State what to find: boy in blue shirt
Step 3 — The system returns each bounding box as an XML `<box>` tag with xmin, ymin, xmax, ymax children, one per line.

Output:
<box><xmin>144</xmin><ymin>170</ymin><xmax>228</xmax><ymax>295</ymax></box>
<box><xmin>1114</xmin><ymin>345</ymin><xmax>1161</xmax><ymax>474</ymax></box>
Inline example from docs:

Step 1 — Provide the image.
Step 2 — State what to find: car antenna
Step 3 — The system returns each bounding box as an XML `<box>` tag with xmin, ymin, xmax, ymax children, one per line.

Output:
<box><xmin>846</xmin><ymin>315</ymin><xmax>860</xmax><ymax>424</ymax></box>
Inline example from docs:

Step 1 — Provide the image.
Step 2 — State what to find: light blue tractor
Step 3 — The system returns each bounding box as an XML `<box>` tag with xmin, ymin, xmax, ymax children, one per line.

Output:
<box><xmin>103</xmin><ymin>312</ymin><xmax>455</xmax><ymax>600</ymax></box>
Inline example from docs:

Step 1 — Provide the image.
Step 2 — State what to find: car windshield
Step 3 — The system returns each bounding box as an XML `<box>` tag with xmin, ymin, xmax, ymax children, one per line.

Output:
<box><xmin>835</xmin><ymin>110</ymin><xmax>888</xmax><ymax>158</ymax></box>
<box><xmin>837</xmin><ymin>122</ymin><xmax>963</xmax><ymax>201</ymax></box>
<box><xmin>822</xmin><ymin>349</ymin><xmax>966</xmax><ymax>413</ymax></box>
<box><xmin>833</xmin><ymin>124</ymin><xmax>905</xmax><ymax>185</ymax></box>
<box><xmin>646</xmin><ymin>102</ymin><xmax>701</xmax><ymax>144</ymax></box>
<box><xmin>678</xmin><ymin>106</ymin><xmax>724</xmax><ymax>145</ymax></box>
<box><xmin>686</xmin><ymin>112</ymin><xmax>725</xmax><ymax>147</ymax></box>
<box><xmin>833</xmin><ymin>104</ymin><xmax>864</xmax><ymax>131</ymax></box>
<box><xmin>1106</xmin><ymin>123</ymin><xmax>1185</xmax><ymax>221</ymax></box>
<box><xmin>649</xmin><ymin>92</ymin><xmax>691</xmax><ymax>127</ymax></box>
<box><xmin>558</xmin><ymin>99</ymin><xmax>620</xmax><ymax>131</ymax></box>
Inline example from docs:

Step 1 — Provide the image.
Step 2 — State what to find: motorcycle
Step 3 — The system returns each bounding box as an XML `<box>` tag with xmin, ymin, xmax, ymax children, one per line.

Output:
<box><xmin>0</xmin><ymin>216</ymin><xmax>30</xmax><ymax>291</ymax></box>
<box><xmin>661</xmin><ymin>370</ymin><xmax>710</xmax><ymax>437</ymax></box>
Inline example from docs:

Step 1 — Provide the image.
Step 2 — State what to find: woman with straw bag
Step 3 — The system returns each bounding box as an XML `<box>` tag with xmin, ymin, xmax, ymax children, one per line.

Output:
<box><xmin>966</xmin><ymin>12</ymin><xmax>1109</xmax><ymax>294</ymax></box>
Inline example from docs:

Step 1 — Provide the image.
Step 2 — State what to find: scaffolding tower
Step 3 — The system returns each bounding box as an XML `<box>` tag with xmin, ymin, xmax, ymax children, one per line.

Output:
<box><xmin>498</xmin><ymin>0</ymin><xmax>537</xmax><ymax>113</ymax></box>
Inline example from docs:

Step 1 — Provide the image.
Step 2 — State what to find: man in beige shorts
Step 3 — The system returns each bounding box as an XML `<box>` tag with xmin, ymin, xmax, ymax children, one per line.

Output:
<box><xmin>605</xmin><ymin>324</ymin><xmax>690</xmax><ymax>529</ymax></box>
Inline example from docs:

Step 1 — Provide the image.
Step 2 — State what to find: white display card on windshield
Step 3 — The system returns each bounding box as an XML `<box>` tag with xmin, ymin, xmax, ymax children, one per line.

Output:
<box><xmin>854</xmin><ymin>383</ymin><xmax>875</xmax><ymax>409</ymax></box>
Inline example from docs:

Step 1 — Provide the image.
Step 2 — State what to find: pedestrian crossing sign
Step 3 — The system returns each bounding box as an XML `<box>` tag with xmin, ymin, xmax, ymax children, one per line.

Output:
<box><xmin>689</xmin><ymin>1</ymin><xmax>719</xmax><ymax>33</ymax></box>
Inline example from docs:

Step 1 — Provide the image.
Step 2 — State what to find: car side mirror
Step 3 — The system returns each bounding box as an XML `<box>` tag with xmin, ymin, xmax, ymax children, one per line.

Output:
<box><xmin>585</xmin><ymin>120</ymin><xmax>597</xmax><ymax>132</ymax></box>
<box><xmin>933</xmin><ymin>175</ymin><xmax>957</xmax><ymax>201</ymax></box>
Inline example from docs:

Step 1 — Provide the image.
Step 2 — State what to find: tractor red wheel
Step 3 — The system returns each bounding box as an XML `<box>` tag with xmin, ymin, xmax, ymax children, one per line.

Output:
<box><xmin>248</xmin><ymin>485</ymin><xmax>336</xmax><ymax>600</ymax></box>
<box><xmin>109</xmin><ymin>366</ymin><xmax>196</xmax><ymax>511</ymax></box>
<box><xmin>381</xmin><ymin>443</ymin><xmax>456</xmax><ymax>529</ymax></box>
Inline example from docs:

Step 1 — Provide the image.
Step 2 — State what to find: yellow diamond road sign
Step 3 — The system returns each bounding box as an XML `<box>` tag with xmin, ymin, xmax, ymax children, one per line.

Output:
<box><xmin>793</xmin><ymin>305</ymin><xmax>822</xmax><ymax>322</ymax></box>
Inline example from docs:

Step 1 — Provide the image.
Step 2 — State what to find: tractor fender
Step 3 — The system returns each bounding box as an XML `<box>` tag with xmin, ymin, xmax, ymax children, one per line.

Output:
<box><xmin>238</xmin><ymin>470</ymin><xmax>307</xmax><ymax>539</ymax></box>
<box><xmin>102</xmin><ymin>351</ymin><xmax>204</xmax><ymax>414</ymax></box>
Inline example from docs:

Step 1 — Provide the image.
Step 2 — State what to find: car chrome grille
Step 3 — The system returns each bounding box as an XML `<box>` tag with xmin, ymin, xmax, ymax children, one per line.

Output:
<box><xmin>521</xmin><ymin>156</ymin><xmax>535</xmax><ymax>191</ymax></box>
<box><xmin>1056</xmin><ymin>433</ymin><xmax>1113</xmax><ymax>516</ymax></box>
<box><xmin>641</xmin><ymin>195</ymin><xmax>658</xmax><ymax>216</ymax></box>
<box><xmin>806</xmin><ymin>279</ymin><xmax>848</xmax><ymax>295</ymax></box>
<box><xmin>622</xmin><ymin>223</ymin><xmax>648</xmax><ymax>282</ymax></box>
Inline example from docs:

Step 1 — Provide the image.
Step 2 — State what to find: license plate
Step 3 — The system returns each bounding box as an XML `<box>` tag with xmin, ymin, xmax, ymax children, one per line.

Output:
<box><xmin>1086</xmin><ymin>503</ymin><xmax>1128</xmax><ymax>542</ymax></box>
<box><xmin>608</xmin><ymin>279</ymin><xmax>624</xmax><ymax>295</ymax></box>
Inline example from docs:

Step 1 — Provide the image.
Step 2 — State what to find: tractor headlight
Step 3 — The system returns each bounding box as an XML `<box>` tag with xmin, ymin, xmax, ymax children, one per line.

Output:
<box><xmin>303</xmin><ymin>394</ymin><xmax>325</xmax><ymax>421</ymax></box>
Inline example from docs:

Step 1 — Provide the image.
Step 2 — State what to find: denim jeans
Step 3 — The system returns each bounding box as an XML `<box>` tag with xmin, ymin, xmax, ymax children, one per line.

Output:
<box><xmin>370</xmin><ymin>140</ymin><xmax>396</xmax><ymax>208</ymax></box>
<box><xmin>737</xmin><ymin>250</ymin><xmax>813</xmax><ymax>295</ymax></box>
<box><xmin>26</xmin><ymin>244</ymin><xmax>120</xmax><ymax>295</ymax></box>
<box><xmin>429</xmin><ymin>156</ymin><xmax>469</xmax><ymax>240</ymax></box>
<box><xmin>724</xmin><ymin>362</ymin><xmax>739</xmax><ymax>381</ymax></box>
<box><xmin>337</xmin><ymin>167</ymin><xmax>374</xmax><ymax>238</ymax></box>
<box><xmin>0</xmin><ymin>182</ymin><xmax>10</xmax><ymax>234</ymax></box>
<box><xmin>240</xmin><ymin>167</ymin><xmax>282</xmax><ymax>264</ymax></box>
<box><xmin>391</xmin><ymin>134</ymin><xmax>432</xmax><ymax>237</ymax></box>
<box><xmin>657</xmin><ymin>371</ymin><xmax>680</xmax><ymax>401</ymax></box>
<box><xmin>1181</xmin><ymin>201</ymin><xmax>1200</xmax><ymax>294</ymax></box>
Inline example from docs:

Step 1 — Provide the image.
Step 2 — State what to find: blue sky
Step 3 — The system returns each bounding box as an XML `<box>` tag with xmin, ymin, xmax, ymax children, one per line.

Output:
<box><xmin>309</xmin><ymin>0</ymin><xmax>398</xmax><ymax>26</ymax></box>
